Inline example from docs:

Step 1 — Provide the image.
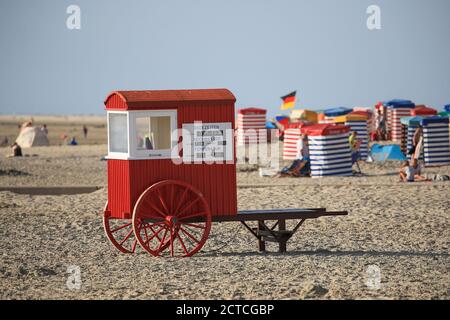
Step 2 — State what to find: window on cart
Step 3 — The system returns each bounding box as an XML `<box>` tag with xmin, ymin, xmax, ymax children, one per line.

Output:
<box><xmin>135</xmin><ymin>116</ymin><xmax>171</xmax><ymax>151</ymax></box>
<box><xmin>131</xmin><ymin>110</ymin><xmax>178</xmax><ymax>159</ymax></box>
<box><xmin>108</xmin><ymin>112</ymin><xmax>128</xmax><ymax>154</ymax></box>
<box><xmin>107</xmin><ymin>110</ymin><xmax>177</xmax><ymax>159</ymax></box>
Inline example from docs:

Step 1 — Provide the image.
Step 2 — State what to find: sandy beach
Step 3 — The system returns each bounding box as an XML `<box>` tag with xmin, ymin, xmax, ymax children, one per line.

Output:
<box><xmin>0</xmin><ymin>140</ymin><xmax>449</xmax><ymax>300</ymax></box>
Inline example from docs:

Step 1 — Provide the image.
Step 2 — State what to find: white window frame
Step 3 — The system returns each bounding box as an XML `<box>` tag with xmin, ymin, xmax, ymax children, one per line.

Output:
<box><xmin>106</xmin><ymin>110</ymin><xmax>179</xmax><ymax>160</ymax></box>
<box><xmin>107</xmin><ymin>111</ymin><xmax>129</xmax><ymax>160</ymax></box>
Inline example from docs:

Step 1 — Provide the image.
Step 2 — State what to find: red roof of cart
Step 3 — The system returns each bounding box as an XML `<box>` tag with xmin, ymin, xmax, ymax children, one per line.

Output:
<box><xmin>104</xmin><ymin>88</ymin><xmax>236</xmax><ymax>110</ymax></box>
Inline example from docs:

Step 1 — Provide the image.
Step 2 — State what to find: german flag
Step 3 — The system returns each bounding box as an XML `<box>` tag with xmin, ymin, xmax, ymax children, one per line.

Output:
<box><xmin>280</xmin><ymin>91</ymin><xmax>296</xmax><ymax>110</ymax></box>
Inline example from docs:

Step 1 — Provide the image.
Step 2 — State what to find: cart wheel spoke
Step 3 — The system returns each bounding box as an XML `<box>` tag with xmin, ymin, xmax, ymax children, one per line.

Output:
<box><xmin>110</xmin><ymin>222</ymin><xmax>132</xmax><ymax>233</ymax></box>
<box><xmin>146</xmin><ymin>223</ymin><xmax>163</xmax><ymax>242</ymax></box>
<box><xmin>133</xmin><ymin>180</ymin><xmax>211</xmax><ymax>257</ymax></box>
<box><xmin>170</xmin><ymin>184</ymin><xmax>175</xmax><ymax>214</ymax></box>
<box><xmin>170</xmin><ymin>227</ymin><xmax>175</xmax><ymax>257</ymax></box>
<box><xmin>142</xmin><ymin>221</ymin><xmax>166</xmax><ymax>227</ymax></box>
<box><xmin>173</xmin><ymin>187</ymin><xmax>189</xmax><ymax>214</ymax></box>
<box><xmin>144</xmin><ymin>225</ymin><xmax>165</xmax><ymax>245</ymax></box>
<box><xmin>157</xmin><ymin>189</ymin><xmax>170</xmax><ymax>215</ymax></box>
<box><xmin>143</xmin><ymin>198</ymin><xmax>167</xmax><ymax>219</ymax></box>
<box><xmin>143</xmin><ymin>223</ymin><xmax>150</xmax><ymax>242</ymax></box>
<box><xmin>176</xmin><ymin>232</ymin><xmax>189</xmax><ymax>255</ymax></box>
<box><xmin>178</xmin><ymin>211</ymin><xmax>206</xmax><ymax>221</ymax></box>
<box><xmin>177</xmin><ymin>197</ymin><xmax>201</xmax><ymax>217</ymax></box>
<box><xmin>156</xmin><ymin>228</ymin><xmax>169</xmax><ymax>254</ymax></box>
<box><xmin>180</xmin><ymin>222</ymin><xmax>206</xmax><ymax>230</ymax></box>
<box><xmin>103</xmin><ymin>202</ymin><xmax>137</xmax><ymax>254</ymax></box>
<box><xmin>182</xmin><ymin>224</ymin><xmax>204</xmax><ymax>240</ymax></box>
<box><xmin>180</xmin><ymin>226</ymin><xmax>201</xmax><ymax>245</ymax></box>
<box><xmin>119</xmin><ymin>229</ymin><xmax>134</xmax><ymax>246</ymax></box>
<box><xmin>146</xmin><ymin>224</ymin><xmax>165</xmax><ymax>243</ymax></box>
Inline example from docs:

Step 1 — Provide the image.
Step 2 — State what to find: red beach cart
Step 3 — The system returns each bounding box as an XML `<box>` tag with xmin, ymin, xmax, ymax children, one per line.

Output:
<box><xmin>103</xmin><ymin>89</ymin><xmax>348</xmax><ymax>257</ymax></box>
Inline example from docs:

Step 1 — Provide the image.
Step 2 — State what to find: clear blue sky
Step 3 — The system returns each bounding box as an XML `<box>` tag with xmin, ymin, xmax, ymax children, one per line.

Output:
<box><xmin>1</xmin><ymin>0</ymin><xmax>449</xmax><ymax>116</ymax></box>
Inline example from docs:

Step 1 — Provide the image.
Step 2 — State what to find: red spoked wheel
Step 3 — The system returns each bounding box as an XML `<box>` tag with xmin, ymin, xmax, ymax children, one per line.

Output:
<box><xmin>132</xmin><ymin>180</ymin><xmax>212</xmax><ymax>257</ymax></box>
<box><xmin>103</xmin><ymin>202</ymin><xmax>138</xmax><ymax>254</ymax></box>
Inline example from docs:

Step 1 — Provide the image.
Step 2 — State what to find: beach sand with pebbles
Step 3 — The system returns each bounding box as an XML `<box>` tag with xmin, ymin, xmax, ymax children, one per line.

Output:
<box><xmin>0</xmin><ymin>142</ymin><xmax>449</xmax><ymax>300</ymax></box>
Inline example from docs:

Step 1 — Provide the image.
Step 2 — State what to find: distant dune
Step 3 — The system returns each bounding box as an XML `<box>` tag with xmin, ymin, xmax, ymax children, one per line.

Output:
<box><xmin>0</xmin><ymin>115</ymin><xmax>107</xmax><ymax>147</ymax></box>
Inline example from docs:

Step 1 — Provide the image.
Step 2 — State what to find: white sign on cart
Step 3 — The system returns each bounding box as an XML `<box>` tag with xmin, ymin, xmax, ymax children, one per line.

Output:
<box><xmin>182</xmin><ymin>122</ymin><xmax>233</xmax><ymax>163</ymax></box>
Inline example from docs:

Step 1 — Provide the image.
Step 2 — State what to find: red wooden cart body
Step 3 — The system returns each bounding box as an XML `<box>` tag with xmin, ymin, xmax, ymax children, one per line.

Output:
<box><xmin>104</xmin><ymin>89</ymin><xmax>238</xmax><ymax>219</ymax></box>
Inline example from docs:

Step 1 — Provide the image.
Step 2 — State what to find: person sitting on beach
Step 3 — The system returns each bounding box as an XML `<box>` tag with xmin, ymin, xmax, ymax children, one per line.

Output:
<box><xmin>399</xmin><ymin>159</ymin><xmax>428</xmax><ymax>182</ymax></box>
<box><xmin>410</xmin><ymin>166</ymin><xmax>450</xmax><ymax>181</ymax></box>
<box><xmin>6</xmin><ymin>142</ymin><xmax>23</xmax><ymax>158</ymax></box>
<box><xmin>399</xmin><ymin>160</ymin><xmax>414</xmax><ymax>182</ymax></box>
<box><xmin>410</xmin><ymin>158</ymin><xmax>428</xmax><ymax>182</ymax></box>
<box><xmin>69</xmin><ymin>137</ymin><xmax>78</xmax><ymax>146</ymax></box>
<box><xmin>280</xmin><ymin>133</ymin><xmax>310</xmax><ymax>177</ymax></box>
<box><xmin>293</xmin><ymin>133</ymin><xmax>310</xmax><ymax>176</ymax></box>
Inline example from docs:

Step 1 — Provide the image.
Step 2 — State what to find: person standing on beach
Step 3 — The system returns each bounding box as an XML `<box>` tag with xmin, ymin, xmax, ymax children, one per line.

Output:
<box><xmin>83</xmin><ymin>125</ymin><xmax>88</xmax><ymax>139</ymax></box>
<box><xmin>380</xmin><ymin>115</ymin><xmax>387</xmax><ymax>140</ymax></box>
<box><xmin>41</xmin><ymin>124</ymin><xmax>48</xmax><ymax>135</ymax></box>
<box><xmin>349</xmin><ymin>131</ymin><xmax>361</xmax><ymax>159</ymax></box>
<box><xmin>377</xmin><ymin>110</ymin><xmax>387</xmax><ymax>141</ymax></box>
<box><xmin>349</xmin><ymin>131</ymin><xmax>362</xmax><ymax>174</ymax></box>
<box><xmin>375</xmin><ymin>109</ymin><xmax>382</xmax><ymax>141</ymax></box>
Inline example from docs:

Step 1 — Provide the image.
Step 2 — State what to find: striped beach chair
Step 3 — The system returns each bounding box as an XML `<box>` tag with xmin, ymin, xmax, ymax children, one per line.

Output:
<box><xmin>236</xmin><ymin>108</ymin><xmax>267</xmax><ymax>145</ymax></box>
<box><xmin>303</xmin><ymin>124</ymin><xmax>352</xmax><ymax>178</ymax></box>
<box><xmin>420</xmin><ymin>117</ymin><xmax>450</xmax><ymax>166</ymax></box>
